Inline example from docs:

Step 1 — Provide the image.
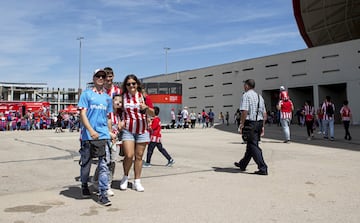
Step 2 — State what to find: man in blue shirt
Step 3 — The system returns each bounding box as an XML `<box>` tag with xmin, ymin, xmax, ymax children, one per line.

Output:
<box><xmin>78</xmin><ymin>69</ymin><xmax>113</xmax><ymax>206</ymax></box>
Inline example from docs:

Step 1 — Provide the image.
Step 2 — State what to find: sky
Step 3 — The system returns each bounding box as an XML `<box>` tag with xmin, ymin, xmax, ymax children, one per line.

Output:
<box><xmin>0</xmin><ymin>0</ymin><xmax>306</xmax><ymax>89</ymax></box>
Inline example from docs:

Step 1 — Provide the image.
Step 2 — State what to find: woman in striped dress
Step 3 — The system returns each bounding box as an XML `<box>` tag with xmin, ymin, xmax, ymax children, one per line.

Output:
<box><xmin>118</xmin><ymin>74</ymin><xmax>154</xmax><ymax>192</ymax></box>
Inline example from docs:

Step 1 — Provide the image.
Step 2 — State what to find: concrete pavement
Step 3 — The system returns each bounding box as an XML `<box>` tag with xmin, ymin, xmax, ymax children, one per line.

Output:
<box><xmin>0</xmin><ymin>123</ymin><xmax>359</xmax><ymax>223</ymax></box>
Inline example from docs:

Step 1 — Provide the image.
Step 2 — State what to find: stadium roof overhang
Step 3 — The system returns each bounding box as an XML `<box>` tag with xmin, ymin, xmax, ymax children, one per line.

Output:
<box><xmin>293</xmin><ymin>0</ymin><xmax>360</xmax><ymax>47</ymax></box>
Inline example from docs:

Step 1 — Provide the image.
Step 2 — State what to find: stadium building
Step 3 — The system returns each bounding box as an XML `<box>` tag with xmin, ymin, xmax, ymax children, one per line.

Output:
<box><xmin>142</xmin><ymin>0</ymin><xmax>360</xmax><ymax>124</ymax></box>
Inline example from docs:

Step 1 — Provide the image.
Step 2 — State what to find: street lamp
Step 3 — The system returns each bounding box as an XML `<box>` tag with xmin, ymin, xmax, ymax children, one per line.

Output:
<box><xmin>164</xmin><ymin>47</ymin><xmax>170</xmax><ymax>75</ymax></box>
<box><xmin>77</xmin><ymin>37</ymin><xmax>84</xmax><ymax>91</ymax></box>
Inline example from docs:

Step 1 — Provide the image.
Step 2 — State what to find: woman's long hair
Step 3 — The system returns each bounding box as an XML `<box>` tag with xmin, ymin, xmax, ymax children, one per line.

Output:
<box><xmin>121</xmin><ymin>74</ymin><xmax>142</xmax><ymax>94</ymax></box>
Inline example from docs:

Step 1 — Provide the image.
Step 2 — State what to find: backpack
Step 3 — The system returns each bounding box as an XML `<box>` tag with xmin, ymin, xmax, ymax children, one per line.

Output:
<box><xmin>326</xmin><ymin>103</ymin><xmax>334</xmax><ymax>116</ymax></box>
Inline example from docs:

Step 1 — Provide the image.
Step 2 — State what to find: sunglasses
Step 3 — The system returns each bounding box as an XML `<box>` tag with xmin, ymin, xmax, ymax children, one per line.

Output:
<box><xmin>95</xmin><ymin>74</ymin><xmax>106</xmax><ymax>79</ymax></box>
<box><xmin>126</xmin><ymin>82</ymin><xmax>137</xmax><ymax>86</ymax></box>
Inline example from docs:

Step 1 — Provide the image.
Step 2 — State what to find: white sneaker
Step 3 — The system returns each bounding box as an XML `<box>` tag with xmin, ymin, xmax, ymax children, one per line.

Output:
<box><xmin>119</xmin><ymin>176</ymin><xmax>128</xmax><ymax>190</ymax></box>
<box><xmin>106</xmin><ymin>188</ymin><xmax>114</xmax><ymax>196</ymax></box>
<box><xmin>132</xmin><ymin>179</ymin><xmax>144</xmax><ymax>192</ymax></box>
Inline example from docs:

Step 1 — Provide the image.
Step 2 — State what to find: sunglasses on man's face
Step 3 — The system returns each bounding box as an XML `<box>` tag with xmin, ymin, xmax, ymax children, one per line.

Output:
<box><xmin>126</xmin><ymin>82</ymin><xmax>137</xmax><ymax>86</ymax></box>
<box><xmin>95</xmin><ymin>74</ymin><xmax>106</xmax><ymax>79</ymax></box>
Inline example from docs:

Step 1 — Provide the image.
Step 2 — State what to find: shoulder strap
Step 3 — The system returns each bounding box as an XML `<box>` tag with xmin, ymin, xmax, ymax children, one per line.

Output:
<box><xmin>256</xmin><ymin>94</ymin><xmax>260</xmax><ymax>121</ymax></box>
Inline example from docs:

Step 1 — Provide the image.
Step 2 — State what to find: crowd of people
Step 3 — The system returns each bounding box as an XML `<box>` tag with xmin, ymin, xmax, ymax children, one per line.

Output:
<box><xmin>0</xmin><ymin>110</ymin><xmax>80</xmax><ymax>132</ymax></box>
<box><xmin>170</xmin><ymin>107</ymin><xmax>217</xmax><ymax>129</ymax></box>
<box><xmin>275</xmin><ymin>93</ymin><xmax>352</xmax><ymax>142</ymax></box>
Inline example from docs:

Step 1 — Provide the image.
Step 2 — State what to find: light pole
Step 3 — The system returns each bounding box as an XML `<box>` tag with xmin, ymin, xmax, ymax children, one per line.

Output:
<box><xmin>164</xmin><ymin>47</ymin><xmax>170</xmax><ymax>75</ymax></box>
<box><xmin>77</xmin><ymin>37</ymin><xmax>84</xmax><ymax>92</ymax></box>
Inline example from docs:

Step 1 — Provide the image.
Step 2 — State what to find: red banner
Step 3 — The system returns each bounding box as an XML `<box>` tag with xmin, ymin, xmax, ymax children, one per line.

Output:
<box><xmin>148</xmin><ymin>94</ymin><xmax>182</xmax><ymax>104</ymax></box>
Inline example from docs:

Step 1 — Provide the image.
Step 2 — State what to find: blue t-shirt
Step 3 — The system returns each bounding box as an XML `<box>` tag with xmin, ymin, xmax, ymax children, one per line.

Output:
<box><xmin>78</xmin><ymin>89</ymin><xmax>113</xmax><ymax>141</ymax></box>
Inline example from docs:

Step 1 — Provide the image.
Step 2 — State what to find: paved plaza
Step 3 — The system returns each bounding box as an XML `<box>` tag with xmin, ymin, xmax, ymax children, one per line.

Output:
<box><xmin>0</xmin><ymin>123</ymin><xmax>359</xmax><ymax>223</ymax></box>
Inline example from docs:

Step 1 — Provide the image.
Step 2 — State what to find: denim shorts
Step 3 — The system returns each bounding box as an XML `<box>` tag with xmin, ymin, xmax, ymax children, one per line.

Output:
<box><xmin>122</xmin><ymin>129</ymin><xmax>150</xmax><ymax>143</ymax></box>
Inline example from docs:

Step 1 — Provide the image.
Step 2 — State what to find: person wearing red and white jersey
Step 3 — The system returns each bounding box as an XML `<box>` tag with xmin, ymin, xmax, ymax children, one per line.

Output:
<box><xmin>104</xmin><ymin>67</ymin><xmax>121</xmax><ymax>96</ymax></box>
<box><xmin>143</xmin><ymin>106</ymin><xmax>174</xmax><ymax>168</ymax></box>
<box><xmin>104</xmin><ymin>67</ymin><xmax>121</xmax><ymax>121</ymax></box>
<box><xmin>277</xmin><ymin>97</ymin><xmax>294</xmax><ymax>143</ymax></box>
<box><xmin>340</xmin><ymin>100</ymin><xmax>352</xmax><ymax>140</ymax></box>
<box><xmin>303</xmin><ymin>100</ymin><xmax>315</xmax><ymax>140</ymax></box>
<box><xmin>118</xmin><ymin>74</ymin><xmax>154</xmax><ymax>192</ymax></box>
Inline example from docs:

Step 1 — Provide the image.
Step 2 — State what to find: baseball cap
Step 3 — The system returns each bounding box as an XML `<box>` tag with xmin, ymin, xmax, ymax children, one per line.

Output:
<box><xmin>93</xmin><ymin>69</ymin><xmax>107</xmax><ymax>77</ymax></box>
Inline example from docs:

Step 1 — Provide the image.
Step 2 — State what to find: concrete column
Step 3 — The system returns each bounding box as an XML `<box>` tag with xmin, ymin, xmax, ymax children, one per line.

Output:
<box><xmin>313</xmin><ymin>84</ymin><xmax>319</xmax><ymax>109</ymax></box>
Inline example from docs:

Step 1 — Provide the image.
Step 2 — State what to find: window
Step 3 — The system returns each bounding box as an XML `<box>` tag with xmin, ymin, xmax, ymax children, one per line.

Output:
<box><xmin>291</xmin><ymin>59</ymin><xmax>306</xmax><ymax>64</ymax></box>
<box><xmin>265</xmin><ymin>76</ymin><xmax>279</xmax><ymax>80</ymax></box>
<box><xmin>189</xmin><ymin>106</ymin><xmax>197</xmax><ymax>109</ymax></box>
<box><xmin>147</xmin><ymin>88</ymin><xmax>157</xmax><ymax>94</ymax></box>
<box><xmin>175</xmin><ymin>79</ymin><xmax>181</xmax><ymax>82</ymax></box>
<box><xmin>189</xmin><ymin>96</ymin><xmax>197</xmax><ymax>99</ymax></box>
<box><xmin>189</xmin><ymin>86</ymin><xmax>197</xmax><ymax>89</ymax></box>
<box><xmin>205</xmin><ymin>95</ymin><xmax>214</xmax><ymax>98</ymax></box>
<box><xmin>223</xmin><ymin>105</ymin><xmax>233</xmax><ymax>108</ymax></box>
<box><xmin>265</xmin><ymin>64</ymin><xmax>278</xmax><ymax>68</ymax></box>
<box><xmin>169</xmin><ymin>87</ymin><xmax>177</xmax><ymax>94</ymax></box>
<box><xmin>159</xmin><ymin>87</ymin><xmax>168</xmax><ymax>94</ymax></box>
<box><xmin>205</xmin><ymin>106</ymin><xmax>214</xmax><ymax>108</ymax></box>
<box><xmin>322</xmin><ymin>54</ymin><xmax>339</xmax><ymax>59</ymax></box>
<box><xmin>222</xmin><ymin>82</ymin><xmax>232</xmax><ymax>86</ymax></box>
<box><xmin>204</xmin><ymin>74</ymin><xmax>213</xmax><ymax>77</ymax></box>
<box><xmin>222</xmin><ymin>93</ymin><xmax>233</xmax><ymax>96</ymax></box>
<box><xmin>204</xmin><ymin>84</ymin><xmax>214</xmax><ymax>88</ymax></box>
<box><xmin>222</xmin><ymin>71</ymin><xmax>232</xmax><ymax>75</ymax></box>
<box><xmin>292</xmin><ymin>73</ymin><xmax>307</xmax><ymax>77</ymax></box>
<box><xmin>322</xmin><ymin>69</ymin><xmax>340</xmax><ymax>74</ymax></box>
<box><xmin>188</xmin><ymin>76</ymin><xmax>197</xmax><ymax>80</ymax></box>
<box><xmin>242</xmin><ymin>67</ymin><xmax>254</xmax><ymax>71</ymax></box>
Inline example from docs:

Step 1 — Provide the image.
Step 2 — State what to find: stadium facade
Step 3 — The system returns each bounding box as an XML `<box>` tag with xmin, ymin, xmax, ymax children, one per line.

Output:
<box><xmin>142</xmin><ymin>39</ymin><xmax>360</xmax><ymax>124</ymax></box>
<box><xmin>141</xmin><ymin>0</ymin><xmax>360</xmax><ymax>124</ymax></box>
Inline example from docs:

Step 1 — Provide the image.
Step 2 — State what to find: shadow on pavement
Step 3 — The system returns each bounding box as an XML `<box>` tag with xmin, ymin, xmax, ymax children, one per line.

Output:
<box><xmin>59</xmin><ymin>186</ymin><xmax>84</xmax><ymax>200</ymax></box>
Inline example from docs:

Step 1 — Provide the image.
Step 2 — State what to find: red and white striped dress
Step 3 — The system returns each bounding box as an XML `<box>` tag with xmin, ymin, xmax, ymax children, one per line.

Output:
<box><xmin>122</xmin><ymin>92</ymin><xmax>152</xmax><ymax>134</ymax></box>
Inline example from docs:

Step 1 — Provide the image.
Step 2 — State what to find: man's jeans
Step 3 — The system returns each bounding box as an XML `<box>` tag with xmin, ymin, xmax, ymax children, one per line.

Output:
<box><xmin>323</xmin><ymin>119</ymin><xmax>334</xmax><ymax>138</ymax></box>
<box><xmin>280</xmin><ymin>118</ymin><xmax>291</xmax><ymax>141</ymax></box>
<box><xmin>317</xmin><ymin>119</ymin><xmax>323</xmax><ymax>133</ymax></box>
<box><xmin>79</xmin><ymin>140</ymin><xmax>109</xmax><ymax>196</ymax></box>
